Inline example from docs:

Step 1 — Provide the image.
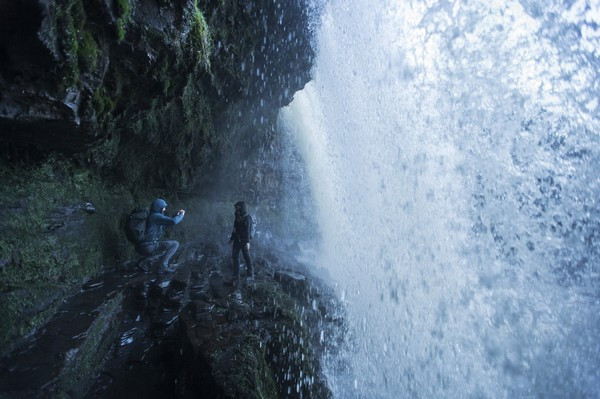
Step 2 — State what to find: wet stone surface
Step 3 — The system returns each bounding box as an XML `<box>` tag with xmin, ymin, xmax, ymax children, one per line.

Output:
<box><xmin>0</xmin><ymin>241</ymin><xmax>345</xmax><ymax>398</ymax></box>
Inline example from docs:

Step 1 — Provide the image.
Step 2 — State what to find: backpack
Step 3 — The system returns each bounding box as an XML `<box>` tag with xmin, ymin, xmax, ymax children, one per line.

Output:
<box><xmin>125</xmin><ymin>207</ymin><xmax>149</xmax><ymax>244</ymax></box>
<box><xmin>245</xmin><ymin>213</ymin><xmax>257</xmax><ymax>239</ymax></box>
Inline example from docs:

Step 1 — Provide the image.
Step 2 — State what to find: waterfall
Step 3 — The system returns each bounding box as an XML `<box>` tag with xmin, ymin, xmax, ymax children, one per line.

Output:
<box><xmin>280</xmin><ymin>0</ymin><xmax>600</xmax><ymax>397</ymax></box>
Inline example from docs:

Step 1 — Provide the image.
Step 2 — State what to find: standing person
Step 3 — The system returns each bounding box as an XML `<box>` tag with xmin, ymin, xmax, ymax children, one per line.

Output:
<box><xmin>136</xmin><ymin>198</ymin><xmax>185</xmax><ymax>273</ymax></box>
<box><xmin>229</xmin><ymin>201</ymin><xmax>254</xmax><ymax>281</ymax></box>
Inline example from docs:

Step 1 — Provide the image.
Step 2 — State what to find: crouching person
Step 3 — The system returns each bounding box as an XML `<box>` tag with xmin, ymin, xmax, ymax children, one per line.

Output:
<box><xmin>136</xmin><ymin>198</ymin><xmax>185</xmax><ymax>273</ymax></box>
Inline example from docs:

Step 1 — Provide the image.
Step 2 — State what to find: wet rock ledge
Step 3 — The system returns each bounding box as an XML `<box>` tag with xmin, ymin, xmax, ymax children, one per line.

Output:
<box><xmin>0</xmin><ymin>241</ymin><xmax>344</xmax><ymax>398</ymax></box>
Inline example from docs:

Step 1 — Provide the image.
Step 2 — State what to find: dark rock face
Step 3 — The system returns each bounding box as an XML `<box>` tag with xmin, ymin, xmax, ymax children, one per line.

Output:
<box><xmin>0</xmin><ymin>0</ymin><xmax>314</xmax><ymax>190</ymax></box>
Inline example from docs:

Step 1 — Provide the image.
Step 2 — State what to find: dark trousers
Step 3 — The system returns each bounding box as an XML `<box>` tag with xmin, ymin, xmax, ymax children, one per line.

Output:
<box><xmin>232</xmin><ymin>242</ymin><xmax>253</xmax><ymax>277</ymax></box>
<box><xmin>137</xmin><ymin>240</ymin><xmax>179</xmax><ymax>268</ymax></box>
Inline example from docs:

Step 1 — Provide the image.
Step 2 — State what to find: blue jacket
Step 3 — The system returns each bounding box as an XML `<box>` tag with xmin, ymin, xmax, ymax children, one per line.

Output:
<box><xmin>143</xmin><ymin>198</ymin><xmax>184</xmax><ymax>243</ymax></box>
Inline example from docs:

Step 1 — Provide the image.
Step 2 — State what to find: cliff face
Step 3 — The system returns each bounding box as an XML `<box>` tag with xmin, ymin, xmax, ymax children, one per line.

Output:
<box><xmin>0</xmin><ymin>0</ymin><xmax>313</xmax><ymax>189</ymax></box>
<box><xmin>0</xmin><ymin>0</ymin><xmax>316</xmax><ymax>361</ymax></box>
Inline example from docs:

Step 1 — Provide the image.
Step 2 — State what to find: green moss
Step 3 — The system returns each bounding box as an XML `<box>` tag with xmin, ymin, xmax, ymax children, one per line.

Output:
<box><xmin>188</xmin><ymin>0</ymin><xmax>212</xmax><ymax>69</ymax></box>
<box><xmin>213</xmin><ymin>335</ymin><xmax>278</xmax><ymax>399</ymax></box>
<box><xmin>233</xmin><ymin>278</ymin><xmax>332</xmax><ymax>398</ymax></box>
<box><xmin>78</xmin><ymin>30</ymin><xmax>99</xmax><ymax>73</ymax></box>
<box><xmin>154</xmin><ymin>56</ymin><xmax>175</xmax><ymax>95</ymax></box>
<box><xmin>91</xmin><ymin>64</ymin><xmax>123</xmax><ymax>132</ymax></box>
<box><xmin>85</xmin><ymin>130</ymin><xmax>120</xmax><ymax>169</ymax></box>
<box><xmin>0</xmin><ymin>288</ymin><xmax>63</xmax><ymax>354</ymax></box>
<box><xmin>116</xmin><ymin>0</ymin><xmax>133</xmax><ymax>42</ymax></box>
<box><xmin>115</xmin><ymin>83</ymin><xmax>215</xmax><ymax>190</ymax></box>
<box><xmin>92</xmin><ymin>84</ymin><xmax>118</xmax><ymax>118</ymax></box>
<box><xmin>182</xmin><ymin>75</ymin><xmax>198</xmax><ymax>122</ymax></box>
<box><xmin>92</xmin><ymin>88</ymin><xmax>106</xmax><ymax>114</ymax></box>
<box><xmin>57</xmin><ymin>1</ymin><xmax>80</xmax><ymax>86</ymax></box>
<box><xmin>47</xmin><ymin>0</ymin><xmax>102</xmax><ymax>88</ymax></box>
<box><xmin>0</xmin><ymin>157</ymin><xmax>134</xmax><ymax>353</ymax></box>
<box><xmin>0</xmin><ymin>160</ymin><xmax>98</xmax><ymax>289</ymax></box>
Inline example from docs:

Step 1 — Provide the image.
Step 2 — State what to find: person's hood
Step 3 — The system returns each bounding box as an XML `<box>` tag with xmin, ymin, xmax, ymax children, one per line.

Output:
<box><xmin>234</xmin><ymin>201</ymin><xmax>247</xmax><ymax>215</ymax></box>
<box><xmin>150</xmin><ymin>198</ymin><xmax>167</xmax><ymax>214</ymax></box>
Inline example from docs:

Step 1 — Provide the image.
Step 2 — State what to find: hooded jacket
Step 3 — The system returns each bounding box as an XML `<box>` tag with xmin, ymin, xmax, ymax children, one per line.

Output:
<box><xmin>143</xmin><ymin>198</ymin><xmax>184</xmax><ymax>243</ymax></box>
<box><xmin>229</xmin><ymin>201</ymin><xmax>252</xmax><ymax>245</ymax></box>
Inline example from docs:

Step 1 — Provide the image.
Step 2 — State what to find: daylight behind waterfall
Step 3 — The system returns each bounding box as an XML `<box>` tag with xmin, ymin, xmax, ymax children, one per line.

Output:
<box><xmin>281</xmin><ymin>0</ymin><xmax>600</xmax><ymax>397</ymax></box>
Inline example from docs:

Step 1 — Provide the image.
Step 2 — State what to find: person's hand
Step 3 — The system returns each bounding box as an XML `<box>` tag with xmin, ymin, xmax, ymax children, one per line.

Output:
<box><xmin>245</xmin><ymin>243</ymin><xmax>250</xmax><ymax>250</ymax></box>
<box><xmin>177</xmin><ymin>209</ymin><xmax>185</xmax><ymax>216</ymax></box>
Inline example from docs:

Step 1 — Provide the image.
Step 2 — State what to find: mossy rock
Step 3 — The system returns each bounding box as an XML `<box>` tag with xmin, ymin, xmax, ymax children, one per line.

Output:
<box><xmin>0</xmin><ymin>157</ymin><xmax>137</xmax><ymax>353</ymax></box>
<box><xmin>180</xmin><ymin>263</ymin><xmax>334</xmax><ymax>398</ymax></box>
<box><xmin>211</xmin><ymin>334</ymin><xmax>278</xmax><ymax>399</ymax></box>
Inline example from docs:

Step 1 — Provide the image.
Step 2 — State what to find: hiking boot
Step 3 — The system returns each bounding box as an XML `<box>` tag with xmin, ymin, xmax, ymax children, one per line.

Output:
<box><xmin>162</xmin><ymin>261</ymin><xmax>179</xmax><ymax>271</ymax></box>
<box><xmin>137</xmin><ymin>260</ymin><xmax>149</xmax><ymax>272</ymax></box>
<box><xmin>158</xmin><ymin>266</ymin><xmax>177</xmax><ymax>274</ymax></box>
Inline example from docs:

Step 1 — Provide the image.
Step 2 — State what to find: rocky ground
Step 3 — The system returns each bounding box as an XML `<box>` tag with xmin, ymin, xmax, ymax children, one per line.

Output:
<box><xmin>0</xmin><ymin>240</ymin><xmax>345</xmax><ymax>398</ymax></box>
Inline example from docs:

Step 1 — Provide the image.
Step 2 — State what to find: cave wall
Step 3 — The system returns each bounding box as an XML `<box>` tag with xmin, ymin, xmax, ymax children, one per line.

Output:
<box><xmin>0</xmin><ymin>0</ymin><xmax>314</xmax><ymax>189</ymax></box>
<box><xmin>0</xmin><ymin>0</ymin><xmax>315</xmax><ymax>353</ymax></box>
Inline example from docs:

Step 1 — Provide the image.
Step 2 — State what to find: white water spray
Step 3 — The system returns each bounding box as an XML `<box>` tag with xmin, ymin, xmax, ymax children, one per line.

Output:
<box><xmin>281</xmin><ymin>0</ymin><xmax>600</xmax><ymax>397</ymax></box>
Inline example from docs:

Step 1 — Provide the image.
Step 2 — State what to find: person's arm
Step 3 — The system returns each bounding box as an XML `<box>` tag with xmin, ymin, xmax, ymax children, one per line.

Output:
<box><xmin>155</xmin><ymin>211</ymin><xmax>184</xmax><ymax>226</ymax></box>
<box><xmin>229</xmin><ymin>220</ymin><xmax>236</xmax><ymax>242</ymax></box>
<box><xmin>244</xmin><ymin>215</ymin><xmax>252</xmax><ymax>244</ymax></box>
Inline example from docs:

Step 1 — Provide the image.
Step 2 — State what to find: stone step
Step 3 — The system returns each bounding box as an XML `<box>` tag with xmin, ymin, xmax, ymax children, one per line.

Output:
<box><xmin>85</xmin><ymin>264</ymin><xmax>195</xmax><ymax>398</ymax></box>
<box><xmin>0</xmin><ymin>268</ymin><xmax>154</xmax><ymax>398</ymax></box>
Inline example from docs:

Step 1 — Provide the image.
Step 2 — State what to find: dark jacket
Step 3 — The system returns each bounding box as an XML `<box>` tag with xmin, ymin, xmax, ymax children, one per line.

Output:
<box><xmin>230</xmin><ymin>201</ymin><xmax>251</xmax><ymax>245</ymax></box>
<box><xmin>143</xmin><ymin>198</ymin><xmax>184</xmax><ymax>243</ymax></box>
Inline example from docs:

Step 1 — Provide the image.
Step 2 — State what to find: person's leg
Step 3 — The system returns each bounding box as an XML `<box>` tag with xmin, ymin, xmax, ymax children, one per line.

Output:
<box><xmin>232</xmin><ymin>243</ymin><xmax>241</xmax><ymax>278</ymax></box>
<box><xmin>241</xmin><ymin>245</ymin><xmax>253</xmax><ymax>277</ymax></box>
<box><xmin>136</xmin><ymin>243</ymin><xmax>158</xmax><ymax>271</ymax></box>
<box><xmin>158</xmin><ymin>240</ymin><xmax>179</xmax><ymax>268</ymax></box>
